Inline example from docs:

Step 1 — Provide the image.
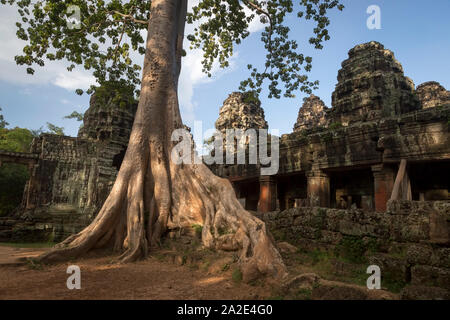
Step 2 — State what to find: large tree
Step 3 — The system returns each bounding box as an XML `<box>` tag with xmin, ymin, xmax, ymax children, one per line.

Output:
<box><xmin>2</xmin><ymin>0</ymin><xmax>343</xmax><ymax>281</ymax></box>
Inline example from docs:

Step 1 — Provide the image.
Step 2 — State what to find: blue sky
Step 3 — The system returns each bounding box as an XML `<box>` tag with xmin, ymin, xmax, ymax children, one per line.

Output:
<box><xmin>1</xmin><ymin>0</ymin><xmax>449</xmax><ymax>137</ymax></box>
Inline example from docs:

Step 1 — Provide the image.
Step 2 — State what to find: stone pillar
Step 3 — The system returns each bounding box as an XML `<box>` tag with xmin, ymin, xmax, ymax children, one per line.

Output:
<box><xmin>257</xmin><ymin>175</ymin><xmax>277</xmax><ymax>212</ymax></box>
<box><xmin>307</xmin><ymin>170</ymin><xmax>330</xmax><ymax>207</ymax></box>
<box><xmin>371</xmin><ymin>164</ymin><xmax>395</xmax><ymax>212</ymax></box>
<box><xmin>25</xmin><ymin>163</ymin><xmax>38</xmax><ymax>210</ymax></box>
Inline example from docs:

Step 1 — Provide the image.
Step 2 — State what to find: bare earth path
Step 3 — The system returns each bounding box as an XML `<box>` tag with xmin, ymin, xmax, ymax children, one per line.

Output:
<box><xmin>0</xmin><ymin>246</ymin><xmax>269</xmax><ymax>300</ymax></box>
<box><xmin>0</xmin><ymin>246</ymin><xmax>47</xmax><ymax>266</ymax></box>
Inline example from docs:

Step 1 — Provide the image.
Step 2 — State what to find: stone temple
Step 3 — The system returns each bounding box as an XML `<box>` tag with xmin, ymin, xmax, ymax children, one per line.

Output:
<box><xmin>293</xmin><ymin>94</ymin><xmax>328</xmax><ymax>132</ymax></box>
<box><xmin>0</xmin><ymin>41</ymin><xmax>449</xmax><ymax>297</ymax></box>
<box><xmin>0</xmin><ymin>86</ymin><xmax>137</xmax><ymax>241</ymax></box>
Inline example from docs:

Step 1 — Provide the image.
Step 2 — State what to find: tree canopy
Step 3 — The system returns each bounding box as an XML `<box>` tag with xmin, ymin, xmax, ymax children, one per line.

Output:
<box><xmin>1</xmin><ymin>0</ymin><xmax>344</xmax><ymax>272</ymax></box>
<box><xmin>2</xmin><ymin>0</ymin><xmax>343</xmax><ymax>99</ymax></box>
<box><xmin>0</xmin><ymin>108</ymin><xmax>8</xmax><ymax>129</ymax></box>
<box><xmin>0</xmin><ymin>122</ymin><xmax>34</xmax><ymax>216</ymax></box>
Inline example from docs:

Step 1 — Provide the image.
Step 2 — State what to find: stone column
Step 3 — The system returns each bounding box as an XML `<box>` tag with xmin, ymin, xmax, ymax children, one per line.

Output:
<box><xmin>371</xmin><ymin>164</ymin><xmax>395</xmax><ymax>212</ymax></box>
<box><xmin>307</xmin><ymin>170</ymin><xmax>330</xmax><ymax>207</ymax></box>
<box><xmin>25</xmin><ymin>163</ymin><xmax>38</xmax><ymax>209</ymax></box>
<box><xmin>257</xmin><ymin>175</ymin><xmax>277</xmax><ymax>212</ymax></box>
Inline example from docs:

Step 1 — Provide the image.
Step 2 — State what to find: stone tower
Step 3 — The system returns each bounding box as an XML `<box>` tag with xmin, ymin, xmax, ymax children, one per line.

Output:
<box><xmin>215</xmin><ymin>92</ymin><xmax>268</xmax><ymax>136</ymax></box>
<box><xmin>293</xmin><ymin>94</ymin><xmax>328</xmax><ymax>132</ymax></box>
<box><xmin>329</xmin><ymin>41</ymin><xmax>420</xmax><ymax>125</ymax></box>
<box><xmin>416</xmin><ymin>81</ymin><xmax>450</xmax><ymax>109</ymax></box>
<box><xmin>78</xmin><ymin>84</ymin><xmax>137</xmax><ymax>145</ymax></box>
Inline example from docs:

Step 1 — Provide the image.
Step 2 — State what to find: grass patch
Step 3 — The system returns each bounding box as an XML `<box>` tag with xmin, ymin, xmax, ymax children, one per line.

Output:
<box><xmin>334</xmin><ymin>236</ymin><xmax>368</xmax><ymax>263</ymax></box>
<box><xmin>294</xmin><ymin>288</ymin><xmax>312</xmax><ymax>300</ymax></box>
<box><xmin>192</xmin><ymin>224</ymin><xmax>203</xmax><ymax>238</ymax></box>
<box><xmin>232</xmin><ymin>268</ymin><xmax>243</xmax><ymax>283</ymax></box>
<box><xmin>0</xmin><ymin>242</ymin><xmax>55</xmax><ymax>248</ymax></box>
<box><xmin>200</xmin><ymin>260</ymin><xmax>211</xmax><ymax>272</ymax></box>
<box><xmin>26</xmin><ymin>258</ymin><xmax>43</xmax><ymax>270</ymax></box>
<box><xmin>307</xmin><ymin>248</ymin><xmax>329</xmax><ymax>265</ymax></box>
<box><xmin>382</xmin><ymin>276</ymin><xmax>407</xmax><ymax>293</ymax></box>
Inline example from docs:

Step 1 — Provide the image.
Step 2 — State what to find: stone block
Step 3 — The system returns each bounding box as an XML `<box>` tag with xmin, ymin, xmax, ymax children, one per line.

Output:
<box><xmin>406</xmin><ymin>244</ymin><xmax>433</xmax><ymax>265</ymax></box>
<box><xmin>368</xmin><ymin>253</ymin><xmax>410</xmax><ymax>284</ymax></box>
<box><xmin>411</xmin><ymin>265</ymin><xmax>450</xmax><ymax>288</ymax></box>
<box><xmin>401</xmin><ymin>285</ymin><xmax>449</xmax><ymax>300</ymax></box>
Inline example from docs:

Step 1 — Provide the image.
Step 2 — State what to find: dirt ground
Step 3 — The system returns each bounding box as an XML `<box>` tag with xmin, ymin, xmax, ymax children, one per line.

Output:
<box><xmin>0</xmin><ymin>245</ymin><xmax>272</xmax><ymax>300</ymax></box>
<box><xmin>0</xmin><ymin>240</ymin><xmax>400</xmax><ymax>300</ymax></box>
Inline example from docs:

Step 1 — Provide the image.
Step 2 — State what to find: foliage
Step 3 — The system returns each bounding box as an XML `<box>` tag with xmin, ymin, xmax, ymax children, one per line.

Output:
<box><xmin>92</xmin><ymin>80</ymin><xmax>137</xmax><ymax>109</ymax></box>
<box><xmin>0</xmin><ymin>163</ymin><xmax>29</xmax><ymax>216</ymax></box>
<box><xmin>0</xmin><ymin>107</ymin><xmax>8</xmax><ymax>129</ymax></box>
<box><xmin>45</xmin><ymin>122</ymin><xmax>65</xmax><ymax>135</ymax></box>
<box><xmin>328</xmin><ymin>122</ymin><xmax>343</xmax><ymax>131</ymax></box>
<box><xmin>2</xmin><ymin>0</ymin><xmax>344</xmax><ymax>100</ymax></box>
<box><xmin>192</xmin><ymin>224</ymin><xmax>203</xmax><ymax>238</ymax></box>
<box><xmin>0</xmin><ymin>127</ymin><xmax>33</xmax><ymax>152</ymax></box>
<box><xmin>334</xmin><ymin>236</ymin><xmax>369</xmax><ymax>263</ymax></box>
<box><xmin>241</xmin><ymin>91</ymin><xmax>260</xmax><ymax>105</ymax></box>
<box><xmin>189</xmin><ymin>0</ymin><xmax>344</xmax><ymax>98</ymax></box>
<box><xmin>232</xmin><ymin>268</ymin><xmax>243</xmax><ymax>283</ymax></box>
<box><xmin>64</xmin><ymin>111</ymin><xmax>84</xmax><ymax>121</ymax></box>
<box><xmin>1</xmin><ymin>0</ymin><xmax>148</xmax><ymax>97</ymax></box>
<box><xmin>0</xmin><ymin>126</ymin><xmax>34</xmax><ymax>216</ymax></box>
<box><xmin>320</xmin><ymin>131</ymin><xmax>333</xmax><ymax>143</ymax></box>
<box><xmin>307</xmin><ymin>248</ymin><xmax>328</xmax><ymax>265</ymax></box>
<box><xmin>30</xmin><ymin>123</ymin><xmax>65</xmax><ymax>136</ymax></box>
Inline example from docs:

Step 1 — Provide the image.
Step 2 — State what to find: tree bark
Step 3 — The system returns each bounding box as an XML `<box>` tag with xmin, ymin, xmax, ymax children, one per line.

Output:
<box><xmin>38</xmin><ymin>0</ymin><xmax>286</xmax><ymax>282</ymax></box>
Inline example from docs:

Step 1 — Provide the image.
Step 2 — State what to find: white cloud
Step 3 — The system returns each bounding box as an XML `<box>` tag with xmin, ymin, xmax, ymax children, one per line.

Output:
<box><xmin>0</xmin><ymin>1</ymin><xmax>263</xmax><ymax>125</ymax></box>
<box><xmin>0</xmin><ymin>5</ymin><xmax>96</xmax><ymax>91</ymax></box>
<box><xmin>243</xmin><ymin>6</ymin><xmax>266</xmax><ymax>33</ymax></box>
<box><xmin>53</xmin><ymin>71</ymin><xmax>96</xmax><ymax>91</ymax></box>
<box><xmin>178</xmin><ymin>45</ymin><xmax>238</xmax><ymax>125</ymax></box>
<box><xmin>178</xmin><ymin>1</ymin><xmax>264</xmax><ymax>125</ymax></box>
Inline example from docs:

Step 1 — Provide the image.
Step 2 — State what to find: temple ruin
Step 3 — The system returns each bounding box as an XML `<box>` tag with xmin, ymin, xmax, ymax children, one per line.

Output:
<box><xmin>0</xmin><ymin>86</ymin><xmax>137</xmax><ymax>241</ymax></box>
<box><xmin>0</xmin><ymin>41</ymin><xmax>448</xmax><ymax>297</ymax></box>
<box><xmin>213</xmin><ymin>42</ymin><xmax>448</xmax><ymax>215</ymax></box>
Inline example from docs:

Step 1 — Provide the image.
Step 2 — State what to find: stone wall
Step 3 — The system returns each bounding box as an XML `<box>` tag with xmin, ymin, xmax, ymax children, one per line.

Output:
<box><xmin>0</xmin><ymin>85</ymin><xmax>137</xmax><ymax>242</ymax></box>
<box><xmin>256</xmin><ymin>200</ymin><xmax>450</xmax><ymax>296</ymax></box>
<box><xmin>18</xmin><ymin>133</ymin><xmax>117</xmax><ymax>241</ymax></box>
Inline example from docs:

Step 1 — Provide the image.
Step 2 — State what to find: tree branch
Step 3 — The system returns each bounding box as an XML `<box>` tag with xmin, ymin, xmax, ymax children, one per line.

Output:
<box><xmin>242</xmin><ymin>0</ymin><xmax>274</xmax><ymax>75</ymax></box>
<box><xmin>108</xmin><ymin>10</ymin><xmax>149</xmax><ymax>25</ymax></box>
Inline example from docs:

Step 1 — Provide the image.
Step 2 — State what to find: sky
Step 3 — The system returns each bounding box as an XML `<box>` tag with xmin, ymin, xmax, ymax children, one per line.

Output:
<box><xmin>0</xmin><ymin>0</ymin><xmax>449</xmax><ymax>138</ymax></box>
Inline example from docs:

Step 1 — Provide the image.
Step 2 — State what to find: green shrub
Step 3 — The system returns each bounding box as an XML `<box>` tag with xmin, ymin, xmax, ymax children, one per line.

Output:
<box><xmin>192</xmin><ymin>224</ymin><xmax>203</xmax><ymax>238</ymax></box>
<box><xmin>328</xmin><ymin>122</ymin><xmax>343</xmax><ymax>131</ymax></box>
<box><xmin>335</xmin><ymin>236</ymin><xmax>367</xmax><ymax>263</ymax></box>
<box><xmin>232</xmin><ymin>268</ymin><xmax>243</xmax><ymax>283</ymax></box>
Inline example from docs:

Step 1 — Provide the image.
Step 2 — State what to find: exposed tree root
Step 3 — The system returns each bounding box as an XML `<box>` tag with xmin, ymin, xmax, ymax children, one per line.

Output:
<box><xmin>38</xmin><ymin>155</ymin><xmax>287</xmax><ymax>282</ymax></box>
<box><xmin>37</xmin><ymin>0</ymin><xmax>287</xmax><ymax>282</ymax></box>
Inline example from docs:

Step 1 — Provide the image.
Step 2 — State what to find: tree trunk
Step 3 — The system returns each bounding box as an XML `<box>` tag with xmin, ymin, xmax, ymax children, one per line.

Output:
<box><xmin>38</xmin><ymin>0</ymin><xmax>286</xmax><ymax>282</ymax></box>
